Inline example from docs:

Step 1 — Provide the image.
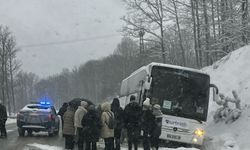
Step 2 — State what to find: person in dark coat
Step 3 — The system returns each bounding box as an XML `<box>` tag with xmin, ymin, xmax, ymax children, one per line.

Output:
<box><xmin>0</xmin><ymin>100</ymin><xmax>7</xmax><ymax>137</ymax></box>
<box><xmin>63</xmin><ymin>104</ymin><xmax>76</xmax><ymax>150</ymax></box>
<box><xmin>81</xmin><ymin>105</ymin><xmax>101</xmax><ymax>150</ymax></box>
<box><xmin>123</xmin><ymin>95</ymin><xmax>142</xmax><ymax>150</ymax></box>
<box><xmin>111</xmin><ymin>98</ymin><xmax>124</xmax><ymax>150</ymax></box>
<box><xmin>151</xmin><ymin>104</ymin><xmax>163</xmax><ymax>150</ymax></box>
<box><xmin>141</xmin><ymin>98</ymin><xmax>155</xmax><ymax>150</ymax></box>
<box><xmin>58</xmin><ymin>102</ymin><xmax>68</xmax><ymax>131</ymax></box>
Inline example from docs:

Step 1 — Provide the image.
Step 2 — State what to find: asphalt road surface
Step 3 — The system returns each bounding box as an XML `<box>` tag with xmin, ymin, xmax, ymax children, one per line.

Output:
<box><xmin>0</xmin><ymin>123</ymin><xmax>111</xmax><ymax>150</ymax></box>
<box><xmin>0</xmin><ymin>123</ymin><xmax>64</xmax><ymax>150</ymax></box>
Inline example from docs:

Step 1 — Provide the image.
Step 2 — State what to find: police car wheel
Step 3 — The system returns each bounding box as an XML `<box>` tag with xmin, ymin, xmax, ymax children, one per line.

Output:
<box><xmin>18</xmin><ymin>128</ymin><xmax>25</xmax><ymax>136</ymax></box>
<box><xmin>27</xmin><ymin>130</ymin><xmax>32</xmax><ymax>136</ymax></box>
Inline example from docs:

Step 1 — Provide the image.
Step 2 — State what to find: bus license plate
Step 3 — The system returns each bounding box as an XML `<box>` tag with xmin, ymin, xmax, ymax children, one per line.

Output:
<box><xmin>167</xmin><ymin>134</ymin><xmax>181</xmax><ymax>140</ymax></box>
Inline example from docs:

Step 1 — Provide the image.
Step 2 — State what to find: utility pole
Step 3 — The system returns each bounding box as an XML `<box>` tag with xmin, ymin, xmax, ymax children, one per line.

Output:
<box><xmin>139</xmin><ymin>28</ymin><xmax>145</xmax><ymax>66</ymax></box>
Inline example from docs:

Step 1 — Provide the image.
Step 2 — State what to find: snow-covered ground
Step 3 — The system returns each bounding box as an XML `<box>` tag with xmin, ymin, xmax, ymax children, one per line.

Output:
<box><xmin>23</xmin><ymin>143</ymin><xmax>198</xmax><ymax>150</ymax></box>
<box><xmin>203</xmin><ymin>45</ymin><xmax>250</xmax><ymax>150</ymax></box>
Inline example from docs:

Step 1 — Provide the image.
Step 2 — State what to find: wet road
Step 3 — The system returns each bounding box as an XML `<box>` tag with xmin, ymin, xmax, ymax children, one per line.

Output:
<box><xmin>0</xmin><ymin>123</ymin><xmax>108</xmax><ymax>150</ymax></box>
<box><xmin>0</xmin><ymin>123</ymin><xmax>65</xmax><ymax>150</ymax></box>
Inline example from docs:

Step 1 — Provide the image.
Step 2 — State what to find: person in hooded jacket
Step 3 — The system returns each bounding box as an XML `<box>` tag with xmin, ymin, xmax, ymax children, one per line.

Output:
<box><xmin>81</xmin><ymin>105</ymin><xmax>101</xmax><ymax>150</ymax></box>
<box><xmin>0</xmin><ymin>100</ymin><xmax>7</xmax><ymax>137</ymax></box>
<box><xmin>63</xmin><ymin>104</ymin><xmax>77</xmax><ymax>150</ymax></box>
<box><xmin>151</xmin><ymin>104</ymin><xmax>163</xmax><ymax>150</ymax></box>
<box><xmin>74</xmin><ymin>101</ymin><xmax>88</xmax><ymax>150</ymax></box>
<box><xmin>111</xmin><ymin>98</ymin><xmax>124</xmax><ymax>150</ymax></box>
<box><xmin>141</xmin><ymin>98</ymin><xmax>155</xmax><ymax>150</ymax></box>
<box><xmin>58</xmin><ymin>102</ymin><xmax>68</xmax><ymax>131</ymax></box>
<box><xmin>123</xmin><ymin>95</ymin><xmax>142</xmax><ymax>150</ymax></box>
<box><xmin>100</xmin><ymin>102</ymin><xmax>115</xmax><ymax>150</ymax></box>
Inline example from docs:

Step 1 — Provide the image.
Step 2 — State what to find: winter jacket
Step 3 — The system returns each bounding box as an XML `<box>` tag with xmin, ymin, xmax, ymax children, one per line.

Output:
<box><xmin>111</xmin><ymin>98</ymin><xmax>124</xmax><ymax>130</ymax></box>
<box><xmin>100</xmin><ymin>102</ymin><xmax>114</xmax><ymax>139</ymax></box>
<box><xmin>141</xmin><ymin>109</ymin><xmax>155</xmax><ymax>135</ymax></box>
<box><xmin>0</xmin><ymin>104</ymin><xmax>7</xmax><ymax>121</ymax></box>
<box><xmin>151</xmin><ymin>117</ymin><xmax>162</xmax><ymax>138</ymax></box>
<box><xmin>74</xmin><ymin>106</ymin><xmax>87</xmax><ymax>128</ymax></box>
<box><xmin>63</xmin><ymin>107</ymin><xmax>75</xmax><ymax>135</ymax></box>
<box><xmin>124</xmin><ymin>101</ymin><xmax>142</xmax><ymax>129</ymax></box>
<box><xmin>58</xmin><ymin>103</ymin><xmax>68</xmax><ymax>117</ymax></box>
<box><xmin>81</xmin><ymin>108</ymin><xmax>101</xmax><ymax>142</ymax></box>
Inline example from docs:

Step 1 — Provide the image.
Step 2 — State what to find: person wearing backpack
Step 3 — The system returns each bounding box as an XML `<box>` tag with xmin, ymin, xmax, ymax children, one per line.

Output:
<box><xmin>100</xmin><ymin>102</ymin><xmax>115</xmax><ymax>150</ymax></box>
<box><xmin>124</xmin><ymin>95</ymin><xmax>142</xmax><ymax>150</ymax></box>
<box><xmin>81</xmin><ymin>105</ymin><xmax>101</xmax><ymax>150</ymax></box>
<box><xmin>74</xmin><ymin>101</ymin><xmax>88</xmax><ymax>150</ymax></box>
<box><xmin>111</xmin><ymin>98</ymin><xmax>124</xmax><ymax>150</ymax></box>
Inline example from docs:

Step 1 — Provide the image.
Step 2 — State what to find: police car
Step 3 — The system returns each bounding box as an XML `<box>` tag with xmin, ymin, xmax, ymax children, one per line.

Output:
<box><xmin>17</xmin><ymin>101</ymin><xmax>60</xmax><ymax>136</ymax></box>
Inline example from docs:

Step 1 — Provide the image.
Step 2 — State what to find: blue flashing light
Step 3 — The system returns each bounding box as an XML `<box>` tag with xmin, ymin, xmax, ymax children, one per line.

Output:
<box><xmin>39</xmin><ymin>96</ymin><xmax>52</xmax><ymax>106</ymax></box>
<box><xmin>40</xmin><ymin>101</ymin><xmax>46</xmax><ymax>105</ymax></box>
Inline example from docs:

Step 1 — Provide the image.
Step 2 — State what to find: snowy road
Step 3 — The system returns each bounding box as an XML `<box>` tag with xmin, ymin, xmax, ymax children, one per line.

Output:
<box><xmin>0</xmin><ymin>123</ymin><xmax>64</xmax><ymax>150</ymax></box>
<box><xmin>0</xmin><ymin>123</ymin><xmax>198</xmax><ymax>150</ymax></box>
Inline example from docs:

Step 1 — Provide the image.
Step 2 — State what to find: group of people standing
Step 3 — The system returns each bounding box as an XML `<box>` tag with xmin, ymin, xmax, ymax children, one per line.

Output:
<box><xmin>58</xmin><ymin>95</ymin><xmax>162</xmax><ymax>150</ymax></box>
<box><xmin>124</xmin><ymin>96</ymin><xmax>163</xmax><ymax>150</ymax></box>
<box><xmin>0</xmin><ymin>100</ymin><xmax>7</xmax><ymax>138</ymax></box>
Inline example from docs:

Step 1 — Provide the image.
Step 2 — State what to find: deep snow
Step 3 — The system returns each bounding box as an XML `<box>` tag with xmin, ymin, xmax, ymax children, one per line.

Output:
<box><xmin>203</xmin><ymin>45</ymin><xmax>250</xmax><ymax>150</ymax></box>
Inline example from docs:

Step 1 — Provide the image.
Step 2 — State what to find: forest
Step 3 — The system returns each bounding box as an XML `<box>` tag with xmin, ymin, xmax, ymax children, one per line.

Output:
<box><xmin>0</xmin><ymin>0</ymin><xmax>249</xmax><ymax>112</ymax></box>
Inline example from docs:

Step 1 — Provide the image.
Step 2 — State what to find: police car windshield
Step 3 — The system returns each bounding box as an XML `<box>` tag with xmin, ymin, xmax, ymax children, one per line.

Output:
<box><xmin>150</xmin><ymin>66</ymin><xmax>210</xmax><ymax>121</ymax></box>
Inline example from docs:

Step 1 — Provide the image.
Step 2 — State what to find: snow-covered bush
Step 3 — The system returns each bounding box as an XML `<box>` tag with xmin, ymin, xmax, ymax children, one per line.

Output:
<box><xmin>213</xmin><ymin>91</ymin><xmax>242</xmax><ymax>124</ymax></box>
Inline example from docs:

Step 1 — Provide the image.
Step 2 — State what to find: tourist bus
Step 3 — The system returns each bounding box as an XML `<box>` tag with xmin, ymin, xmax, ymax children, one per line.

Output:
<box><xmin>119</xmin><ymin>62</ymin><xmax>218</xmax><ymax>148</ymax></box>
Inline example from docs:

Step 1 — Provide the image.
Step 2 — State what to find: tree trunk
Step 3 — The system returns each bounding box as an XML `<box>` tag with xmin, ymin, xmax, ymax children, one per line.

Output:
<box><xmin>211</xmin><ymin>0</ymin><xmax>217</xmax><ymax>61</ymax></box>
<box><xmin>159</xmin><ymin>0</ymin><xmax>166</xmax><ymax>64</ymax></box>
<box><xmin>195</xmin><ymin>0</ymin><xmax>202</xmax><ymax>67</ymax></box>
<box><xmin>202</xmin><ymin>0</ymin><xmax>211</xmax><ymax>65</ymax></box>
<box><xmin>173</xmin><ymin>0</ymin><xmax>186</xmax><ymax>66</ymax></box>
<box><xmin>9</xmin><ymin>58</ymin><xmax>16</xmax><ymax>113</ymax></box>
<box><xmin>242</xmin><ymin>0</ymin><xmax>248</xmax><ymax>44</ymax></box>
<box><xmin>191</xmin><ymin>0</ymin><xmax>199</xmax><ymax>68</ymax></box>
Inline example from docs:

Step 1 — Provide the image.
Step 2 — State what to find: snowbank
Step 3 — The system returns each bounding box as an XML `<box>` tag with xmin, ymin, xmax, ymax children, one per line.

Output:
<box><xmin>203</xmin><ymin>45</ymin><xmax>250</xmax><ymax>114</ymax></box>
<box><xmin>203</xmin><ymin>45</ymin><xmax>250</xmax><ymax>150</ymax></box>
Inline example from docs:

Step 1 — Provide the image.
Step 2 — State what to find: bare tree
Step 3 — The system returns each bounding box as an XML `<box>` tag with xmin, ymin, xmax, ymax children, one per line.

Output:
<box><xmin>0</xmin><ymin>25</ymin><xmax>20</xmax><ymax>113</ymax></box>
<box><xmin>242</xmin><ymin>0</ymin><xmax>249</xmax><ymax>44</ymax></box>
<box><xmin>172</xmin><ymin>0</ymin><xmax>186</xmax><ymax>66</ymax></box>
<box><xmin>122</xmin><ymin>0</ymin><xmax>167</xmax><ymax>63</ymax></box>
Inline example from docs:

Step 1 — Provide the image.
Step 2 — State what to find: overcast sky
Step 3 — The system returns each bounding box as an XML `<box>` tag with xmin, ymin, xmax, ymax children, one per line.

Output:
<box><xmin>0</xmin><ymin>0</ymin><xmax>125</xmax><ymax>77</ymax></box>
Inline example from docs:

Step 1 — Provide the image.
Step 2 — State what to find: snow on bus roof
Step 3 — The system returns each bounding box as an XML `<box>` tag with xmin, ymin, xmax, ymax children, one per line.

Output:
<box><xmin>149</xmin><ymin>62</ymin><xmax>208</xmax><ymax>75</ymax></box>
<box><xmin>122</xmin><ymin>62</ymin><xmax>208</xmax><ymax>82</ymax></box>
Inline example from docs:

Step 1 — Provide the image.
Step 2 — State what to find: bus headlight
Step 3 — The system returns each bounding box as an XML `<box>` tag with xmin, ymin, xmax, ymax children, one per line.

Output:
<box><xmin>194</xmin><ymin>129</ymin><xmax>205</xmax><ymax>137</ymax></box>
<box><xmin>193</xmin><ymin>138</ymin><xmax>198</xmax><ymax>143</ymax></box>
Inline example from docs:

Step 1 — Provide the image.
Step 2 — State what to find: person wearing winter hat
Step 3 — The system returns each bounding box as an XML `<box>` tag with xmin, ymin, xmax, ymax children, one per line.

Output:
<box><xmin>74</xmin><ymin>101</ymin><xmax>88</xmax><ymax>150</ymax></box>
<box><xmin>141</xmin><ymin>98</ymin><xmax>155</xmax><ymax>150</ymax></box>
<box><xmin>151</xmin><ymin>104</ymin><xmax>163</xmax><ymax>150</ymax></box>
<box><xmin>100</xmin><ymin>102</ymin><xmax>115</xmax><ymax>150</ymax></box>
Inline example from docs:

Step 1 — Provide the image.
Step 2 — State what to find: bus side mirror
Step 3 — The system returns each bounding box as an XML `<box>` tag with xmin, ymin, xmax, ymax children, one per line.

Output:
<box><xmin>210</xmin><ymin>84</ymin><xmax>219</xmax><ymax>102</ymax></box>
<box><xmin>145</xmin><ymin>76</ymin><xmax>152</xmax><ymax>90</ymax></box>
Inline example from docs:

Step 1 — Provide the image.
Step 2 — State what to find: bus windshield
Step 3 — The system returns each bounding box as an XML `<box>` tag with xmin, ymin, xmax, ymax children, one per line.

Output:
<box><xmin>150</xmin><ymin>66</ymin><xmax>210</xmax><ymax>121</ymax></box>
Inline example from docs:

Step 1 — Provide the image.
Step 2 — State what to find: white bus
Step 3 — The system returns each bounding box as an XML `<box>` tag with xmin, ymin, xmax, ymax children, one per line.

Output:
<box><xmin>119</xmin><ymin>62</ymin><xmax>218</xmax><ymax>148</ymax></box>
